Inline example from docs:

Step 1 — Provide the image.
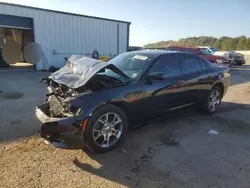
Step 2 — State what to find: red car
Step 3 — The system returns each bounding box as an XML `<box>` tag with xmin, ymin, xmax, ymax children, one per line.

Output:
<box><xmin>166</xmin><ymin>46</ymin><xmax>229</xmax><ymax>65</ymax></box>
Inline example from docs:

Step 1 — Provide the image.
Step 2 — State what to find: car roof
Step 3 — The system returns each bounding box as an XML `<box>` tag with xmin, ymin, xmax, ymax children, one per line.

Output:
<box><xmin>126</xmin><ymin>50</ymin><xmax>179</xmax><ymax>56</ymax></box>
<box><xmin>167</xmin><ymin>46</ymin><xmax>198</xmax><ymax>49</ymax></box>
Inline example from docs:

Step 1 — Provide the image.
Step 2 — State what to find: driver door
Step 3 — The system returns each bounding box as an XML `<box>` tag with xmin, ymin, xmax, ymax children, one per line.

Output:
<box><xmin>147</xmin><ymin>54</ymin><xmax>191</xmax><ymax>118</ymax></box>
<box><xmin>129</xmin><ymin>54</ymin><xmax>191</xmax><ymax>122</ymax></box>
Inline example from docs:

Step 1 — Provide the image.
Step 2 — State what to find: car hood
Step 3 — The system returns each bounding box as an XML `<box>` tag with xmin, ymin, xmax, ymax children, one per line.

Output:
<box><xmin>49</xmin><ymin>55</ymin><xmax>129</xmax><ymax>89</ymax></box>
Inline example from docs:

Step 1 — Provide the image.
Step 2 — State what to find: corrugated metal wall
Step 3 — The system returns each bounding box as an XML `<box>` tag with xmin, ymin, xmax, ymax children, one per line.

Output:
<box><xmin>0</xmin><ymin>3</ymin><xmax>129</xmax><ymax>70</ymax></box>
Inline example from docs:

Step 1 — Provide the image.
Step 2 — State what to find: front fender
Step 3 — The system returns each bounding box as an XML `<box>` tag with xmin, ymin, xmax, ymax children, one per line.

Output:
<box><xmin>68</xmin><ymin>90</ymin><xmax>128</xmax><ymax>122</ymax></box>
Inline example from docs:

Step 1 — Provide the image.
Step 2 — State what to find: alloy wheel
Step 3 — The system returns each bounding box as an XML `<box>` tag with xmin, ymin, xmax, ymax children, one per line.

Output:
<box><xmin>208</xmin><ymin>89</ymin><xmax>221</xmax><ymax>112</ymax></box>
<box><xmin>92</xmin><ymin>112</ymin><xmax>123</xmax><ymax>148</ymax></box>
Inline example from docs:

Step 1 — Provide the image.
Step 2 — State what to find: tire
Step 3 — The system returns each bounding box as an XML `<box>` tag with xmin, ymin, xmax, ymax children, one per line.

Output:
<box><xmin>202</xmin><ymin>86</ymin><xmax>222</xmax><ymax>114</ymax></box>
<box><xmin>84</xmin><ymin>104</ymin><xmax>127</xmax><ymax>153</ymax></box>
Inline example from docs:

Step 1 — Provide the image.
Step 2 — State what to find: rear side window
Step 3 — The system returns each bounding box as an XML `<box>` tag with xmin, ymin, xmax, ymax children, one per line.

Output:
<box><xmin>200</xmin><ymin>60</ymin><xmax>207</xmax><ymax>70</ymax></box>
<box><xmin>182</xmin><ymin>55</ymin><xmax>202</xmax><ymax>74</ymax></box>
<box><xmin>150</xmin><ymin>54</ymin><xmax>181</xmax><ymax>77</ymax></box>
<box><xmin>187</xmin><ymin>48</ymin><xmax>197</xmax><ymax>54</ymax></box>
<box><xmin>179</xmin><ymin>47</ymin><xmax>187</xmax><ymax>52</ymax></box>
<box><xmin>167</xmin><ymin>47</ymin><xmax>176</xmax><ymax>51</ymax></box>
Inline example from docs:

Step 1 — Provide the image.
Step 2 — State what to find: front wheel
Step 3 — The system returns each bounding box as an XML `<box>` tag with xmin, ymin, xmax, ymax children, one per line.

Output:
<box><xmin>202</xmin><ymin>86</ymin><xmax>222</xmax><ymax>114</ymax></box>
<box><xmin>84</xmin><ymin>104</ymin><xmax>127</xmax><ymax>153</ymax></box>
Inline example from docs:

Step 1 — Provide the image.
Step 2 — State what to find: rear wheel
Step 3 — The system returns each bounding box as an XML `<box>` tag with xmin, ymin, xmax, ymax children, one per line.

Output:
<box><xmin>84</xmin><ymin>104</ymin><xmax>127</xmax><ymax>152</ymax></box>
<box><xmin>202</xmin><ymin>86</ymin><xmax>222</xmax><ymax>114</ymax></box>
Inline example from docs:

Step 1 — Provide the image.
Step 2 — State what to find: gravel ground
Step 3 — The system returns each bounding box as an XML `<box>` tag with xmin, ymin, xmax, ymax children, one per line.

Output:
<box><xmin>0</xmin><ymin>62</ymin><xmax>250</xmax><ymax>188</ymax></box>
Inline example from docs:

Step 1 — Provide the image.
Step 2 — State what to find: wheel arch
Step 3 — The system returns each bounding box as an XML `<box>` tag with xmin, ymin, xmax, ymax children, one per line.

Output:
<box><xmin>89</xmin><ymin>101</ymin><xmax>130</xmax><ymax>124</ymax></box>
<box><xmin>212</xmin><ymin>82</ymin><xmax>224</xmax><ymax>96</ymax></box>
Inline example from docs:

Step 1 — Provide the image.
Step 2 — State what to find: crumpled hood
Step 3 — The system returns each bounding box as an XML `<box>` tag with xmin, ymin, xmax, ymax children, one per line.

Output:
<box><xmin>49</xmin><ymin>55</ymin><xmax>111</xmax><ymax>89</ymax></box>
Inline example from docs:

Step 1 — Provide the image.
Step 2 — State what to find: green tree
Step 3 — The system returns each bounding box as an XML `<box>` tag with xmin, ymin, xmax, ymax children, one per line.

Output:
<box><xmin>236</xmin><ymin>36</ymin><xmax>246</xmax><ymax>50</ymax></box>
<box><xmin>231</xmin><ymin>38</ymin><xmax>238</xmax><ymax>50</ymax></box>
<box><xmin>221</xmin><ymin>39</ymin><xmax>230</xmax><ymax>50</ymax></box>
<box><xmin>213</xmin><ymin>39</ymin><xmax>221</xmax><ymax>49</ymax></box>
<box><xmin>143</xmin><ymin>36</ymin><xmax>249</xmax><ymax>50</ymax></box>
<box><xmin>245</xmin><ymin>39</ymin><xmax>250</xmax><ymax>50</ymax></box>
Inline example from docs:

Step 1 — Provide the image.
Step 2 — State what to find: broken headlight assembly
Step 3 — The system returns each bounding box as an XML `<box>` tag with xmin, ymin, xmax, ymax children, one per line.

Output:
<box><xmin>63</xmin><ymin>102</ymin><xmax>83</xmax><ymax>116</ymax></box>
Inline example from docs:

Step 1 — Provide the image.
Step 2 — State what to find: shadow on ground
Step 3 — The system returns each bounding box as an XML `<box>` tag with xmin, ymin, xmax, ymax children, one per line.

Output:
<box><xmin>70</xmin><ymin>101</ymin><xmax>250</xmax><ymax>187</ymax></box>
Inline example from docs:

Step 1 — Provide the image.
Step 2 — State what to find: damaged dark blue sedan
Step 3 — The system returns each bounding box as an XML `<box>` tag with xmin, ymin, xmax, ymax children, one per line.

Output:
<box><xmin>36</xmin><ymin>51</ymin><xmax>230</xmax><ymax>152</ymax></box>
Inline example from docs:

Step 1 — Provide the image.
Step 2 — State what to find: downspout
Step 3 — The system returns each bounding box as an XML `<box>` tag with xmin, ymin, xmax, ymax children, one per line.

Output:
<box><xmin>117</xmin><ymin>23</ymin><xmax>119</xmax><ymax>55</ymax></box>
<box><xmin>127</xmin><ymin>23</ymin><xmax>131</xmax><ymax>52</ymax></box>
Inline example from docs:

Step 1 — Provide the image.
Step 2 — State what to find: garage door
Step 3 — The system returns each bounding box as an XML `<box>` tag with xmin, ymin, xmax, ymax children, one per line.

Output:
<box><xmin>0</xmin><ymin>14</ymin><xmax>33</xmax><ymax>30</ymax></box>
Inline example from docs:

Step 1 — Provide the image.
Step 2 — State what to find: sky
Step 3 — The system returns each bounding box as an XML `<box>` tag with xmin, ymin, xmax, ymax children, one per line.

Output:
<box><xmin>1</xmin><ymin>0</ymin><xmax>250</xmax><ymax>46</ymax></box>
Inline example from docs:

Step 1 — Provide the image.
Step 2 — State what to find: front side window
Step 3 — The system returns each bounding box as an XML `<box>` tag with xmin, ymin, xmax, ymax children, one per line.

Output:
<box><xmin>182</xmin><ymin>55</ymin><xmax>202</xmax><ymax>74</ymax></box>
<box><xmin>150</xmin><ymin>54</ymin><xmax>181</xmax><ymax>77</ymax></box>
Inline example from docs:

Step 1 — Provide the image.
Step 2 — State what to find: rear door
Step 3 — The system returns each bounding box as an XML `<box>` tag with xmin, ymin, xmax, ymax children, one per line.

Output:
<box><xmin>180</xmin><ymin>54</ymin><xmax>210</xmax><ymax>104</ymax></box>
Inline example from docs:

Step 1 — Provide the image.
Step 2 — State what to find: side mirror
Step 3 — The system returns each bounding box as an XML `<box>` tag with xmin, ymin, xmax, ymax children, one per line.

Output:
<box><xmin>196</xmin><ymin>51</ymin><xmax>201</xmax><ymax>55</ymax></box>
<box><xmin>148</xmin><ymin>72</ymin><xmax>164</xmax><ymax>80</ymax></box>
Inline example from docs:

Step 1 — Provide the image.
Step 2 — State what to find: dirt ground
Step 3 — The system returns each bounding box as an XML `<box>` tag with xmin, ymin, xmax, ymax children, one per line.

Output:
<box><xmin>0</xmin><ymin>61</ymin><xmax>250</xmax><ymax>188</ymax></box>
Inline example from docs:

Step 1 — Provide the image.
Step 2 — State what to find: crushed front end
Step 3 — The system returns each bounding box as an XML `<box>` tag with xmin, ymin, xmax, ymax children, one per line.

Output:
<box><xmin>36</xmin><ymin>85</ymin><xmax>85</xmax><ymax>145</ymax></box>
<box><xmin>36</xmin><ymin>55</ymin><xmax>129</xmax><ymax>147</ymax></box>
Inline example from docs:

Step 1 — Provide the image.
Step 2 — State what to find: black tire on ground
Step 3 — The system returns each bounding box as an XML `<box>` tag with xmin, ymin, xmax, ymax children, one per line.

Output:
<box><xmin>84</xmin><ymin>104</ymin><xmax>127</xmax><ymax>153</ymax></box>
<box><xmin>202</xmin><ymin>86</ymin><xmax>222</xmax><ymax>115</ymax></box>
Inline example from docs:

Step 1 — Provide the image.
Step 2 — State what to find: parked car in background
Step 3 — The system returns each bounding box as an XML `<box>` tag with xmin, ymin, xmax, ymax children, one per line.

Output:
<box><xmin>198</xmin><ymin>46</ymin><xmax>245</xmax><ymax>65</ymax></box>
<box><xmin>228</xmin><ymin>51</ymin><xmax>246</xmax><ymax>65</ymax></box>
<box><xmin>166</xmin><ymin>46</ymin><xmax>229</xmax><ymax>65</ymax></box>
<box><xmin>36</xmin><ymin>51</ymin><xmax>230</xmax><ymax>152</ymax></box>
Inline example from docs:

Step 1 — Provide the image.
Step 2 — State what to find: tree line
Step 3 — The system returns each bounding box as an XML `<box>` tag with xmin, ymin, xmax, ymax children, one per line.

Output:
<box><xmin>144</xmin><ymin>36</ymin><xmax>250</xmax><ymax>50</ymax></box>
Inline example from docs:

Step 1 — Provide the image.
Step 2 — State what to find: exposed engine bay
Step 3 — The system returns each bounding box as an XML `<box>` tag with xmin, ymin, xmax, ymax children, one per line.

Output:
<box><xmin>41</xmin><ymin>74</ymin><xmax>124</xmax><ymax>118</ymax></box>
<box><xmin>40</xmin><ymin>55</ymin><xmax>129</xmax><ymax>118</ymax></box>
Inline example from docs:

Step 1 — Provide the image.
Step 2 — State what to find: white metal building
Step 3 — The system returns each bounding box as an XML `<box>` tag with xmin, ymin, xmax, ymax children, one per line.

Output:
<box><xmin>0</xmin><ymin>2</ymin><xmax>131</xmax><ymax>70</ymax></box>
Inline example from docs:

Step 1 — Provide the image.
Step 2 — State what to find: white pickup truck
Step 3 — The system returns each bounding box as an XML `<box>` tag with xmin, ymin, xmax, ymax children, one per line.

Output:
<box><xmin>198</xmin><ymin>46</ymin><xmax>245</xmax><ymax>65</ymax></box>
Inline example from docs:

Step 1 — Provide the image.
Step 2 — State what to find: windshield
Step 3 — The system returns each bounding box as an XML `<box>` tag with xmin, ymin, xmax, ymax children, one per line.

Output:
<box><xmin>210</xmin><ymin>47</ymin><xmax>218</xmax><ymax>52</ymax></box>
<box><xmin>199</xmin><ymin>48</ymin><xmax>213</xmax><ymax>55</ymax></box>
<box><xmin>96</xmin><ymin>66</ymin><xmax>129</xmax><ymax>83</ymax></box>
<box><xmin>106</xmin><ymin>52</ymin><xmax>155</xmax><ymax>79</ymax></box>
